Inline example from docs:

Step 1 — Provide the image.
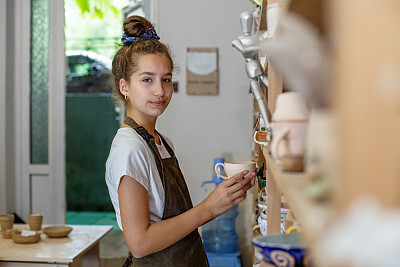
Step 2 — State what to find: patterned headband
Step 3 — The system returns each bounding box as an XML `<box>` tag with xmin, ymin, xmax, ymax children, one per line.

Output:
<box><xmin>121</xmin><ymin>28</ymin><xmax>160</xmax><ymax>44</ymax></box>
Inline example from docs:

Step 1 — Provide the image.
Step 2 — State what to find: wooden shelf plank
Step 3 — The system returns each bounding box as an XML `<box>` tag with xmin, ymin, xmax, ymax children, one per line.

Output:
<box><xmin>262</xmin><ymin>146</ymin><xmax>334</xmax><ymax>245</ymax></box>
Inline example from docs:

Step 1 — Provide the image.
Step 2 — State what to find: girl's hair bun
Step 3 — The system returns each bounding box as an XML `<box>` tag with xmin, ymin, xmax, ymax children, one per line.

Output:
<box><xmin>123</xmin><ymin>16</ymin><xmax>154</xmax><ymax>38</ymax></box>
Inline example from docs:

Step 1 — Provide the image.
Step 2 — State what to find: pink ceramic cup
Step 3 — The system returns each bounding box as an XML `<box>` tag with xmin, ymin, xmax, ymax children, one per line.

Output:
<box><xmin>270</xmin><ymin>122</ymin><xmax>308</xmax><ymax>160</ymax></box>
<box><xmin>215</xmin><ymin>161</ymin><xmax>256</xmax><ymax>179</ymax></box>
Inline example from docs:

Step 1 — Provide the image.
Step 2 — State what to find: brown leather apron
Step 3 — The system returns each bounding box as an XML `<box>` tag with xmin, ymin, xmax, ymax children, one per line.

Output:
<box><xmin>122</xmin><ymin>117</ymin><xmax>209</xmax><ymax>267</ymax></box>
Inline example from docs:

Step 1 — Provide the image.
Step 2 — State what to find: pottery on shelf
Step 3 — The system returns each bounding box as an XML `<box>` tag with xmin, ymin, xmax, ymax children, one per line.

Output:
<box><xmin>252</xmin><ymin>233</ymin><xmax>309</xmax><ymax>267</ymax></box>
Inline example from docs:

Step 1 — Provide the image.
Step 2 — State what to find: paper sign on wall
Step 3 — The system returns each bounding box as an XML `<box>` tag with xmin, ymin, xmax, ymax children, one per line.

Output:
<box><xmin>186</xmin><ymin>47</ymin><xmax>218</xmax><ymax>95</ymax></box>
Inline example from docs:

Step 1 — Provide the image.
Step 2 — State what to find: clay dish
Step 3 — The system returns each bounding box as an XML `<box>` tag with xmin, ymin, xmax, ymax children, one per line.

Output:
<box><xmin>2</xmin><ymin>229</ymin><xmax>19</xmax><ymax>239</ymax></box>
<box><xmin>12</xmin><ymin>230</ymin><xmax>41</xmax><ymax>244</ymax></box>
<box><xmin>43</xmin><ymin>226</ymin><xmax>73</xmax><ymax>238</ymax></box>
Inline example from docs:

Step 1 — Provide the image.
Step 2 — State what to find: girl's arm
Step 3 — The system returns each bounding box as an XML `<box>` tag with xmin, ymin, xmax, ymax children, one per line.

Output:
<box><xmin>119</xmin><ymin>171</ymin><xmax>255</xmax><ymax>258</ymax></box>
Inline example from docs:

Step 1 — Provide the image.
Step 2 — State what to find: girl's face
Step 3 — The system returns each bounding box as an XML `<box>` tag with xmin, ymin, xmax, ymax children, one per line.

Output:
<box><xmin>121</xmin><ymin>53</ymin><xmax>173</xmax><ymax>122</ymax></box>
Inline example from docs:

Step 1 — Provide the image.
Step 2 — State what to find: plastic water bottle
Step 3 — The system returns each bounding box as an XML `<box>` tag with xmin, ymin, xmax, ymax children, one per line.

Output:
<box><xmin>202</xmin><ymin>205</ymin><xmax>239</xmax><ymax>253</ymax></box>
<box><xmin>201</xmin><ymin>158</ymin><xmax>239</xmax><ymax>253</ymax></box>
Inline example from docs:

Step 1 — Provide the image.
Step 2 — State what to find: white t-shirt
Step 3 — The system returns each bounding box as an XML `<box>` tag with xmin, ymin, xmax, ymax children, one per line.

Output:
<box><xmin>105</xmin><ymin>127</ymin><xmax>174</xmax><ymax>231</ymax></box>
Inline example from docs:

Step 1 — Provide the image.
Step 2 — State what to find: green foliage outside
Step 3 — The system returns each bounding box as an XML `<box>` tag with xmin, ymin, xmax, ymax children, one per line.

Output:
<box><xmin>65</xmin><ymin>0</ymin><xmax>130</xmax><ymax>59</ymax></box>
<box><xmin>72</xmin><ymin>0</ymin><xmax>119</xmax><ymax>19</ymax></box>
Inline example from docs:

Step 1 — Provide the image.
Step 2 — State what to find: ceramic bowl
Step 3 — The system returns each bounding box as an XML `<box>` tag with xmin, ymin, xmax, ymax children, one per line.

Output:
<box><xmin>1</xmin><ymin>228</ymin><xmax>18</xmax><ymax>239</ymax></box>
<box><xmin>12</xmin><ymin>230</ymin><xmax>41</xmax><ymax>244</ymax></box>
<box><xmin>43</xmin><ymin>226</ymin><xmax>73</xmax><ymax>238</ymax></box>
<box><xmin>252</xmin><ymin>233</ymin><xmax>308</xmax><ymax>267</ymax></box>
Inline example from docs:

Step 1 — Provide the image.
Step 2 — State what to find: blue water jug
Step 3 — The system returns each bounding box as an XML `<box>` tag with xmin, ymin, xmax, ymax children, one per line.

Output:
<box><xmin>201</xmin><ymin>158</ymin><xmax>239</xmax><ymax>253</ymax></box>
<box><xmin>202</xmin><ymin>205</ymin><xmax>239</xmax><ymax>253</ymax></box>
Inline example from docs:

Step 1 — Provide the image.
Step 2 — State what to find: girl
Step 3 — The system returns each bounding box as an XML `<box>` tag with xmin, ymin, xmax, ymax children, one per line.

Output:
<box><xmin>105</xmin><ymin>15</ymin><xmax>256</xmax><ymax>267</ymax></box>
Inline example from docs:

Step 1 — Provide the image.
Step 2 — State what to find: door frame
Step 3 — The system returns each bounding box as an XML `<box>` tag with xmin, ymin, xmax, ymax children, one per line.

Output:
<box><xmin>0</xmin><ymin>0</ymin><xmax>6</xmax><ymax>214</ymax></box>
<box><xmin>14</xmin><ymin>0</ymin><xmax>31</xmax><ymax>220</ymax></box>
<box><xmin>48</xmin><ymin>0</ymin><xmax>66</xmax><ymax>224</ymax></box>
<box><xmin>14</xmin><ymin>0</ymin><xmax>66</xmax><ymax>223</ymax></box>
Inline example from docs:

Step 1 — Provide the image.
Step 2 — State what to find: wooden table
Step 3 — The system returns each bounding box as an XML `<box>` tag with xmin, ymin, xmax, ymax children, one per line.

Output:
<box><xmin>0</xmin><ymin>224</ymin><xmax>113</xmax><ymax>267</ymax></box>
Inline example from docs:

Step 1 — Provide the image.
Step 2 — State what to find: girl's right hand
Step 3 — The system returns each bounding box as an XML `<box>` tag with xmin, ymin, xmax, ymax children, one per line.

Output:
<box><xmin>203</xmin><ymin>170</ymin><xmax>256</xmax><ymax>219</ymax></box>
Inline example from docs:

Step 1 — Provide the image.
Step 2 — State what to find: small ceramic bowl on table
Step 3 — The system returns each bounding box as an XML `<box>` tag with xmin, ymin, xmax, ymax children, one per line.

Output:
<box><xmin>12</xmin><ymin>230</ymin><xmax>41</xmax><ymax>244</ymax></box>
<box><xmin>43</xmin><ymin>225</ymin><xmax>73</xmax><ymax>238</ymax></box>
<box><xmin>252</xmin><ymin>233</ymin><xmax>308</xmax><ymax>267</ymax></box>
<box><xmin>1</xmin><ymin>228</ymin><xmax>19</xmax><ymax>239</ymax></box>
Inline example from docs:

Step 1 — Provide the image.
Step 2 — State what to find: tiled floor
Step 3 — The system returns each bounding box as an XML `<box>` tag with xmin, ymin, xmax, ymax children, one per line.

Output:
<box><xmin>67</xmin><ymin>211</ymin><xmax>129</xmax><ymax>261</ymax></box>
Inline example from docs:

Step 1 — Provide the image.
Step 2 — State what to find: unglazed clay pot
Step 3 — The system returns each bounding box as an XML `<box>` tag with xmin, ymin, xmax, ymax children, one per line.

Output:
<box><xmin>0</xmin><ymin>214</ymin><xmax>14</xmax><ymax>231</ymax></box>
<box><xmin>270</xmin><ymin>92</ymin><xmax>310</xmax><ymax>172</ymax></box>
<box><xmin>270</xmin><ymin>122</ymin><xmax>308</xmax><ymax>159</ymax></box>
<box><xmin>28</xmin><ymin>213</ymin><xmax>43</xmax><ymax>231</ymax></box>
<box><xmin>272</xmin><ymin>92</ymin><xmax>309</xmax><ymax>122</ymax></box>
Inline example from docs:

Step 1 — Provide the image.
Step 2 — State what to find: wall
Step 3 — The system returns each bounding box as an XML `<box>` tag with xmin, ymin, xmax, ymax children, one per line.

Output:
<box><xmin>153</xmin><ymin>0</ymin><xmax>256</xmax><ymax>265</ymax></box>
<box><xmin>0</xmin><ymin>0</ymin><xmax>6</xmax><ymax>214</ymax></box>
<box><xmin>0</xmin><ymin>0</ymin><xmax>17</xmax><ymax>215</ymax></box>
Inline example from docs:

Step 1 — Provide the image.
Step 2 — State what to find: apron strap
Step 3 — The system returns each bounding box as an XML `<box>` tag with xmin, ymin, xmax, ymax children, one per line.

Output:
<box><xmin>155</xmin><ymin>130</ymin><xmax>175</xmax><ymax>157</ymax></box>
<box><xmin>123</xmin><ymin>117</ymin><xmax>165</xmax><ymax>186</ymax></box>
<box><xmin>124</xmin><ymin>117</ymin><xmax>154</xmax><ymax>140</ymax></box>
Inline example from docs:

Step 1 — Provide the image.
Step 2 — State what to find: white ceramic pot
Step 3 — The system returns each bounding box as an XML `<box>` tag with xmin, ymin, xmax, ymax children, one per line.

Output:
<box><xmin>258</xmin><ymin>211</ymin><xmax>267</xmax><ymax>236</ymax></box>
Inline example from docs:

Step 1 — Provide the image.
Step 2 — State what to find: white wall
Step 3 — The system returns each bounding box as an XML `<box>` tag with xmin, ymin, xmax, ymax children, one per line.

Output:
<box><xmin>0</xmin><ymin>0</ymin><xmax>17</xmax><ymax>215</ymax></box>
<box><xmin>153</xmin><ymin>1</ymin><xmax>257</xmax><ymax>265</ymax></box>
<box><xmin>0</xmin><ymin>0</ymin><xmax>7</xmax><ymax>214</ymax></box>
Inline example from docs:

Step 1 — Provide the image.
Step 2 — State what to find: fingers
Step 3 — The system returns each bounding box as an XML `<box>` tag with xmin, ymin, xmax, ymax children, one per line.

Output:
<box><xmin>235</xmin><ymin>179</ymin><xmax>254</xmax><ymax>201</ymax></box>
<box><xmin>226</xmin><ymin>176</ymin><xmax>255</xmax><ymax>202</ymax></box>
<box><xmin>231</xmin><ymin>187</ymin><xmax>246</xmax><ymax>200</ymax></box>
<box><xmin>210</xmin><ymin>171</ymin><xmax>256</xmax><ymax>214</ymax></box>
<box><xmin>226</xmin><ymin>172</ymin><xmax>255</xmax><ymax>194</ymax></box>
<box><xmin>222</xmin><ymin>171</ymin><xmax>249</xmax><ymax>186</ymax></box>
<box><xmin>246</xmin><ymin>176</ymin><xmax>256</xmax><ymax>190</ymax></box>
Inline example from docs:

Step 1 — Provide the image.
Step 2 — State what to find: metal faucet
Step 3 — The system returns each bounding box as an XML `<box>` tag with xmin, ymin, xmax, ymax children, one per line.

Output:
<box><xmin>232</xmin><ymin>11</ymin><xmax>271</xmax><ymax>138</ymax></box>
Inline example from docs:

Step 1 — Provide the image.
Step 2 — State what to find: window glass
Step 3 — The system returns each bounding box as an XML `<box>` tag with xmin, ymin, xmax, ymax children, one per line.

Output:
<box><xmin>30</xmin><ymin>0</ymin><xmax>50</xmax><ymax>164</ymax></box>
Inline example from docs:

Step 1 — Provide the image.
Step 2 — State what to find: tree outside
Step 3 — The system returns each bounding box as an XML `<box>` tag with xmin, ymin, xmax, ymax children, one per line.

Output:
<box><xmin>65</xmin><ymin>0</ymin><xmax>134</xmax><ymax>59</ymax></box>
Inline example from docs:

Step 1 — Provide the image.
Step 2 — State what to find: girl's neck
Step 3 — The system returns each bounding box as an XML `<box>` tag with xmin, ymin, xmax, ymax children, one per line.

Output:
<box><xmin>124</xmin><ymin>112</ymin><xmax>160</xmax><ymax>144</ymax></box>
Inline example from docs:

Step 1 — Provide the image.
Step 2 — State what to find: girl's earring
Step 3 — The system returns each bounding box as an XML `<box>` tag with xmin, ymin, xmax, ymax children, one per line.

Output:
<box><xmin>124</xmin><ymin>94</ymin><xmax>130</xmax><ymax>101</ymax></box>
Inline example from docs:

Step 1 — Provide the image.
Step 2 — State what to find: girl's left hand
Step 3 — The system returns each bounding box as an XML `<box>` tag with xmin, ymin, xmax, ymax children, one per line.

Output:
<box><xmin>203</xmin><ymin>170</ymin><xmax>256</xmax><ymax>219</ymax></box>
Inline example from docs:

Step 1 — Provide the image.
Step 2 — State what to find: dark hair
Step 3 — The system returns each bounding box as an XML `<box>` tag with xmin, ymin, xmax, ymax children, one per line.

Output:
<box><xmin>111</xmin><ymin>16</ymin><xmax>174</xmax><ymax>107</ymax></box>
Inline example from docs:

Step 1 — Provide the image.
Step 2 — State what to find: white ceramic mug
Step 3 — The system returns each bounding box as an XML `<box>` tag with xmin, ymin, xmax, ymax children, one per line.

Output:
<box><xmin>270</xmin><ymin>122</ymin><xmax>308</xmax><ymax>160</ymax></box>
<box><xmin>214</xmin><ymin>161</ymin><xmax>256</xmax><ymax>179</ymax></box>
